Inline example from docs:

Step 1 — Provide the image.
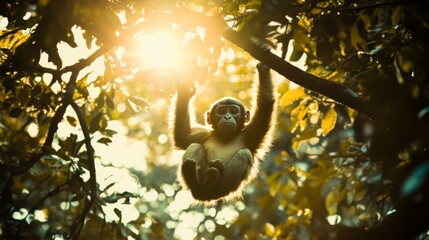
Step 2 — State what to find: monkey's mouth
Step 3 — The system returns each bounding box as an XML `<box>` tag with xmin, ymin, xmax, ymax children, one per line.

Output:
<box><xmin>219</xmin><ymin>124</ymin><xmax>236</xmax><ymax>132</ymax></box>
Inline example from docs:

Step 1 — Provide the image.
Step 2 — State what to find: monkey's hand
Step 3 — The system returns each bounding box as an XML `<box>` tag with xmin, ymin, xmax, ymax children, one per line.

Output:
<box><xmin>256</xmin><ymin>62</ymin><xmax>270</xmax><ymax>74</ymax></box>
<box><xmin>178</xmin><ymin>80</ymin><xmax>196</xmax><ymax>98</ymax></box>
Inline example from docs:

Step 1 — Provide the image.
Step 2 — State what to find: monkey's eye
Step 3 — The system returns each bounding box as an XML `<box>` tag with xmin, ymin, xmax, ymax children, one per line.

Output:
<box><xmin>217</xmin><ymin>108</ymin><xmax>226</xmax><ymax>115</ymax></box>
<box><xmin>230</xmin><ymin>108</ymin><xmax>239</xmax><ymax>114</ymax></box>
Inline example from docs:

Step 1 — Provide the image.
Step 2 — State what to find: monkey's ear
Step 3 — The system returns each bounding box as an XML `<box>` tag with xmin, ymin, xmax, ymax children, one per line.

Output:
<box><xmin>206</xmin><ymin>112</ymin><xmax>212</xmax><ymax>125</ymax></box>
<box><xmin>244</xmin><ymin>110</ymin><xmax>250</xmax><ymax>123</ymax></box>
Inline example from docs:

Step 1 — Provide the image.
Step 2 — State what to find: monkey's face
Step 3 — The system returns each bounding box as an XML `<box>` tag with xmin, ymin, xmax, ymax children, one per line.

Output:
<box><xmin>207</xmin><ymin>98</ymin><xmax>250</xmax><ymax>136</ymax></box>
<box><xmin>214</xmin><ymin>104</ymin><xmax>241</xmax><ymax>133</ymax></box>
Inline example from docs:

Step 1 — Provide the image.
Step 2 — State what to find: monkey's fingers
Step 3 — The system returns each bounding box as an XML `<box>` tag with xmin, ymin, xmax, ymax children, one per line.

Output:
<box><xmin>210</xmin><ymin>159</ymin><xmax>224</xmax><ymax>173</ymax></box>
<box><xmin>256</xmin><ymin>62</ymin><xmax>270</xmax><ymax>72</ymax></box>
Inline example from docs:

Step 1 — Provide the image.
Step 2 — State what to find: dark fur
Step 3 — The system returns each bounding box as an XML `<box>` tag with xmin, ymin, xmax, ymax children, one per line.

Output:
<box><xmin>170</xmin><ymin>63</ymin><xmax>276</xmax><ymax>203</ymax></box>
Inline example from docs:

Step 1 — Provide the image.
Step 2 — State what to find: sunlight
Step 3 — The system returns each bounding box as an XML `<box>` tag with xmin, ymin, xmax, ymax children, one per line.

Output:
<box><xmin>0</xmin><ymin>17</ymin><xmax>8</xmax><ymax>30</ymax></box>
<box><xmin>135</xmin><ymin>31</ymin><xmax>183</xmax><ymax>70</ymax></box>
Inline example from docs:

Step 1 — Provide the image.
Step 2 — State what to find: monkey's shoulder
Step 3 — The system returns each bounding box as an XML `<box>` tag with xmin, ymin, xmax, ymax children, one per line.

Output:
<box><xmin>204</xmin><ymin>135</ymin><xmax>248</xmax><ymax>163</ymax></box>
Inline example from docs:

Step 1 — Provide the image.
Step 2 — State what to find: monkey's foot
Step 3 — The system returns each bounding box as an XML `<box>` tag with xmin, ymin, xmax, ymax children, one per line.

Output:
<box><xmin>183</xmin><ymin>159</ymin><xmax>196</xmax><ymax>171</ymax></box>
<box><xmin>210</xmin><ymin>159</ymin><xmax>224</xmax><ymax>173</ymax></box>
<box><xmin>184</xmin><ymin>158</ymin><xmax>196</xmax><ymax>164</ymax></box>
<box><xmin>203</xmin><ymin>167</ymin><xmax>220</xmax><ymax>189</ymax></box>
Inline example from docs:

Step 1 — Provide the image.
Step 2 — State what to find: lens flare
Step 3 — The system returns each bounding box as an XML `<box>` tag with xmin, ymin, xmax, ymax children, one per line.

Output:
<box><xmin>135</xmin><ymin>31</ymin><xmax>183</xmax><ymax>70</ymax></box>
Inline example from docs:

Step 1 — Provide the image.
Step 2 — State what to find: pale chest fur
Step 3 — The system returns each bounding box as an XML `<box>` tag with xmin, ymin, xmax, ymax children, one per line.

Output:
<box><xmin>204</xmin><ymin>135</ymin><xmax>245</xmax><ymax>163</ymax></box>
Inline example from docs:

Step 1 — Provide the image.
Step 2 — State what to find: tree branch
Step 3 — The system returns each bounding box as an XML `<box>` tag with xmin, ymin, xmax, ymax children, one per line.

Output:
<box><xmin>69</xmin><ymin>100</ymin><xmax>97</xmax><ymax>240</ymax></box>
<box><xmin>9</xmin><ymin>45</ymin><xmax>110</xmax><ymax>176</ymax></box>
<box><xmin>172</xmin><ymin>8</ymin><xmax>378</xmax><ymax>121</ymax></box>
<box><xmin>341</xmin><ymin>0</ymin><xmax>417</xmax><ymax>12</ymax></box>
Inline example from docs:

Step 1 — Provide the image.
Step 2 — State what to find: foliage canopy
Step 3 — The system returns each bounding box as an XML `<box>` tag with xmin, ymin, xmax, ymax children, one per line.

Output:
<box><xmin>0</xmin><ymin>0</ymin><xmax>428</xmax><ymax>239</ymax></box>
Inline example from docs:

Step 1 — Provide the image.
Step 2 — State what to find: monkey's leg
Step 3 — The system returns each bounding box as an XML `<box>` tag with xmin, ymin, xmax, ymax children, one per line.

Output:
<box><xmin>181</xmin><ymin>143</ymin><xmax>205</xmax><ymax>188</ymax></box>
<box><xmin>183</xmin><ymin>143</ymin><xmax>204</xmax><ymax>162</ymax></box>
<box><xmin>181</xmin><ymin>160</ymin><xmax>198</xmax><ymax>189</ymax></box>
<box><xmin>219</xmin><ymin>149</ymin><xmax>253</xmax><ymax>190</ymax></box>
<box><xmin>183</xmin><ymin>143</ymin><xmax>211</xmax><ymax>185</ymax></box>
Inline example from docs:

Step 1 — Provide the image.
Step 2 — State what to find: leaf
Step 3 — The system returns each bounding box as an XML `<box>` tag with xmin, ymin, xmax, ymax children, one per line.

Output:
<box><xmin>325</xmin><ymin>185</ymin><xmax>346</xmax><ymax>215</ymax></box>
<box><xmin>67</xmin><ymin>116</ymin><xmax>77</xmax><ymax>127</ymax></box>
<box><xmin>289</xmin><ymin>48</ymin><xmax>304</xmax><ymax>62</ymax></box>
<box><xmin>291</xmin><ymin>130</ymin><xmax>317</xmax><ymax>152</ymax></box>
<box><xmin>401</xmin><ymin>162</ymin><xmax>429</xmax><ymax>197</ymax></box>
<box><xmin>89</xmin><ymin>113</ymin><xmax>102</xmax><ymax>133</ymax></box>
<box><xmin>267</xmin><ymin>172</ymin><xmax>282</xmax><ymax>196</ymax></box>
<box><xmin>97</xmin><ymin>137</ymin><xmax>112</xmax><ymax>146</ymax></box>
<box><xmin>106</xmin><ymin>95</ymin><xmax>114</xmax><ymax>110</ymax></box>
<box><xmin>101</xmin><ymin>129</ymin><xmax>118</xmax><ymax>137</ymax></box>
<box><xmin>391</xmin><ymin>6</ymin><xmax>403</xmax><ymax>26</ymax></box>
<box><xmin>9</xmin><ymin>107</ymin><xmax>23</xmax><ymax>117</ymax></box>
<box><xmin>264</xmin><ymin>223</ymin><xmax>276</xmax><ymax>237</ymax></box>
<box><xmin>17</xmin><ymin>84</ymin><xmax>31</xmax><ymax>105</ymax></box>
<box><xmin>325</xmin><ymin>188</ymin><xmax>338</xmax><ymax>215</ymax></box>
<box><xmin>321</xmin><ymin>106</ymin><xmax>337</xmax><ymax>136</ymax></box>
<box><xmin>114</xmin><ymin>208</ymin><xmax>122</xmax><ymax>221</ymax></box>
<box><xmin>280</xmin><ymin>88</ymin><xmax>305</xmax><ymax>107</ymax></box>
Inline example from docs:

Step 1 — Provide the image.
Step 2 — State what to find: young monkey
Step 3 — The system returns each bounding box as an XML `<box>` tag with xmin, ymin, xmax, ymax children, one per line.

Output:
<box><xmin>171</xmin><ymin>63</ymin><xmax>276</xmax><ymax>203</ymax></box>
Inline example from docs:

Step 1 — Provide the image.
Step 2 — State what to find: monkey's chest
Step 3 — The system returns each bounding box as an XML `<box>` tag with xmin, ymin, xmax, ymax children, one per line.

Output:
<box><xmin>204</xmin><ymin>137</ymin><xmax>245</xmax><ymax>163</ymax></box>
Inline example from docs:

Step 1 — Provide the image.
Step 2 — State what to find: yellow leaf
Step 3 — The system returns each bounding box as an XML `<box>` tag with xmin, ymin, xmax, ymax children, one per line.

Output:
<box><xmin>321</xmin><ymin>106</ymin><xmax>337</xmax><ymax>136</ymax></box>
<box><xmin>325</xmin><ymin>190</ymin><xmax>337</xmax><ymax>215</ymax></box>
<box><xmin>264</xmin><ymin>223</ymin><xmax>276</xmax><ymax>237</ymax></box>
<box><xmin>292</xmin><ymin>141</ymin><xmax>300</xmax><ymax>152</ymax></box>
<box><xmin>268</xmin><ymin>172</ymin><xmax>282</xmax><ymax>196</ymax></box>
<box><xmin>347</xmin><ymin>108</ymin><xmax>358</xmax><ymax>124</ymax></box>
<box><xmin>280</xmin><ymin>88</ymin><xmax>305</xmax><ymax>107</ymax></box>
<box><xmin>326</xmin><ymin>186</ymin><xmax>347</xmax><ymax>215</ymax></box>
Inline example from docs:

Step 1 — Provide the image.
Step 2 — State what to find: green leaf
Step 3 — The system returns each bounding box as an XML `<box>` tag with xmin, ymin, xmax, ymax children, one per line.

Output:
<box><xmin>114</xmin><ymin>208</ymin><xmax>122</xmax><ymax>221</ymax></box>
<box><xmin>401</xmin><ymin>162</ymin><xmax>429</xmax><ymax>197</ymax></box>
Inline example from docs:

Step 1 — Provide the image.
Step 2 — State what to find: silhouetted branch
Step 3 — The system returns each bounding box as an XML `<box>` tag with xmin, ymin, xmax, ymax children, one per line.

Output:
<box><xmin>341</xmin><ymin>0</ymin><xmax>417</xmax><ymax>12</ymax></box>
<box><xmin>68</xmin><ymin>100</ymin><xmax>97</xmax><ymax>240</ymax></box>
<box><xmin>171</xmin><ymin>8</ymin><xmax>379</xmax><ymax>121</ymax></box>
<box><xmin>9</xmin><ymin>45</ymin><xmax>109</xmax><ymax>175</ymax></box>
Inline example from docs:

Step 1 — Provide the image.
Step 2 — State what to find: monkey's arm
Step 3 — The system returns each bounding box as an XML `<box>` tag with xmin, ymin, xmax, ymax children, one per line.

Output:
<box><xmin>244</xmin><ymin>63</ymin><xmax>276</xmax><ymax>153</ymax></box>
<box><xmin>173</xmin><ymin>83</ymin><xmax>209</xmax><ymax>150</ymax></box>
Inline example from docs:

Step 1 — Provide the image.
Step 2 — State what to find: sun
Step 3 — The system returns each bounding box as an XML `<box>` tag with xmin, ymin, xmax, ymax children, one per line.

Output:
<box><xmin>135</xmin><ymin>31</ymin><xmax>184</xmax><ymax>70</ymax></box>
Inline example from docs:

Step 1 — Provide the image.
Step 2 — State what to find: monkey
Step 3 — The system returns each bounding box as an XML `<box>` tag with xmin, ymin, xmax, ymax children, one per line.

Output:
<box><xmin>170</xmin><ymin>63</ymin><xmax>276</xmax><ymax>203</ymax></box>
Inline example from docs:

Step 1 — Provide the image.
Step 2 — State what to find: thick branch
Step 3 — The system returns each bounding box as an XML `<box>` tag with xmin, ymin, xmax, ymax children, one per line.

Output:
<box><xmin>172</xmin><ymin>8</ymin><xmax>378</xmax><ymax>121</ymax></box>
<box><xmin>342</xmin><ymin>0</ymin><xmax>417</xmax><ymax>12</ymax></box>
